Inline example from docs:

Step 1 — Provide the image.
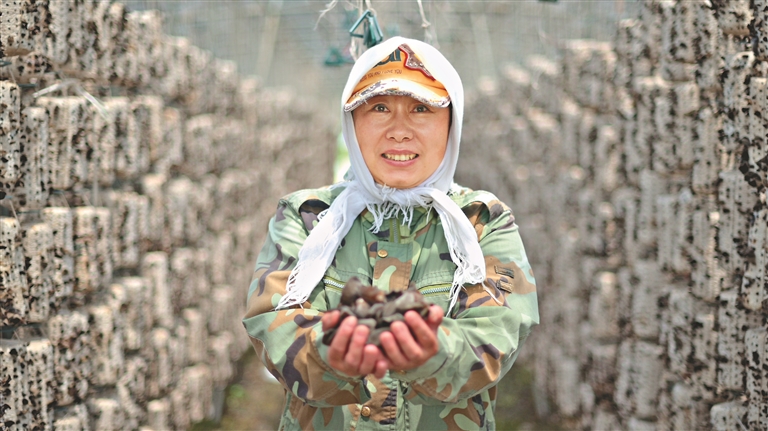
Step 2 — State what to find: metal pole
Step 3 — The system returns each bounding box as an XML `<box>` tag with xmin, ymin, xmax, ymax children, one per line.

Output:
<box><xmin>256</xmin><ymin>0</ymin><xmax>284</xmax><ymax>83</ymax></box>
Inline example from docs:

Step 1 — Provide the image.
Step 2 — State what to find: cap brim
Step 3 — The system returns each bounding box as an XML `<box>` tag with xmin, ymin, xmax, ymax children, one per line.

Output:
<box><xmin>344</xmin><ymin>79</ymin><xmax>450</xmax><ymax>112</ymax></box>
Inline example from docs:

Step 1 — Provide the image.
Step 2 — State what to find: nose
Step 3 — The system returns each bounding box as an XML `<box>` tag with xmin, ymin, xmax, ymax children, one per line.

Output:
<box><xmin>385</xmin><ymin>112</ymin><xmax>414</xmax><ymax>143</ymax></box>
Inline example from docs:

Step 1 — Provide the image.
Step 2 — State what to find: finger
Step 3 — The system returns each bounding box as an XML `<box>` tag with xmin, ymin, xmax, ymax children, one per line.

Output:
<box><xmin>357</xmin><ymin>344</ymin><xmax>380</xmax><ymax>376</ymax></box>
<box><xmin>322</xmin><ymin>310</ymin><xmax>340</xmax><ymax>331</ymax></box>
<box><xmin>390</xmin><ymin>321</ymin><xmax>423</xmax><ymax>362</ymax></box>
<box><xmin>404</xmin><ymin>310</ymin><xmax>429</xmax><ymax>330</ymax></box>
<box><xmin>404</xmin><ymin>311</ymin><xmax>438</xmax><ymax>352</ymax></box>
<box><xmin>379</xmin><ymin>330</ymin><xmax>408</xmax><ymax>368</ymax></box>
<box><xmin>343</xmin><ymin>324</ymin><xmax>370</xmax><ymax>368</ymax></box>
<box><xmin>395</xmin><ymin>316</ymin><xmax>425</xmax><ymax>360</ymax></box>
<box><xmin>374</xmin><ymin>358</ymin><xmax>389</xmax><ymax>379</ymax></box>
<box><xmin>426</xmin><ymin>305</ymin><xmax>443</xmax><ymax>330</ymax></box>
<box><xmin>328</xmin><ymin>316</ymin><xmax>357</xmax><ymax>364</ymax></box>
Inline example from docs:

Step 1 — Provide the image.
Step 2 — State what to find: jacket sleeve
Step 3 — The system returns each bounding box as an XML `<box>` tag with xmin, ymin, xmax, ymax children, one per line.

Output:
<box><xmin>396</xmin><ymin>202</ymin><xmax>540</xmax><ymax>405</ymax></box>
<box><xmin>242</xmin><ymin>200</ymin><xmax>370</xmax><ymax>407</ymax></box>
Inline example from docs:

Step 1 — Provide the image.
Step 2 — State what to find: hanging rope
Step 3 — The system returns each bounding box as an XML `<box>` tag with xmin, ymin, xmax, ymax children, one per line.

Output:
<box><xmin>316</xmin><ymin>0</ymin><xmax>340</xmax><ymax>28</ymax></box>
<box><xmin>347</xmin><ymin>1</ymin><xmax>383</xmax><ymax>60</ymax></box>
<box><xmin>416</xmin><ymin>0</ymin><xmax>436</xmax><ymax>47</ymax></box>
<box><xmin>318</xmin><ymin>0</ymin><xmax>440</xmax><ymax>64</ymax></box>
<box><xmin>317</xmin><ymin>0</ymin><xmax>381</xmax><ymax>63</ymax></box>
<box><xmin>32</xmin><ymin>78</ymin><xmax>109</xmax><ymax>120</ymax></box>
<box><xmin>350</xmin><ymin>0</ymin><xmax>366</xmax><ymax>60</ymax></box>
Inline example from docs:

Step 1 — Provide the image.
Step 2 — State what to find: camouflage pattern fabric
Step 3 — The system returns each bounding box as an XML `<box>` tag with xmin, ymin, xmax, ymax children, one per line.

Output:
<box><xmin>243</xmin><ymin>184</ymin><xmax>539</xmax><ymax>431</ymax></box>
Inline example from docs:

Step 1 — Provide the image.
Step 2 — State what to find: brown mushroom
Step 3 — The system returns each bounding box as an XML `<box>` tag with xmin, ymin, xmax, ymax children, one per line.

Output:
<box><xmin>321</xmin><ymin>278</ymin><xmax>432</xmax><ymax>348</ymax></box>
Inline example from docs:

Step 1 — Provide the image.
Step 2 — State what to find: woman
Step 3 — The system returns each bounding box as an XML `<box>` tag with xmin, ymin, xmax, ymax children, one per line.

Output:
<box><xmin>243</xmin><ymin>36</ymin><xmax>539</xmax><ymax>431</ymax></box>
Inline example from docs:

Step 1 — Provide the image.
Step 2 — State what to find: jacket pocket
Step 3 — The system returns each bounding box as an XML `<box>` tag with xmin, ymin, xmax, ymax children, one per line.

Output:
<box><xmin>322</xmin><ymin>272</ymin><xmax>373</xmax><ymax>309</ymax></box>
<box><xmin>417</xmin><ymin>279</ymin><xmax>454</xmax><ymax>315</ymax></box>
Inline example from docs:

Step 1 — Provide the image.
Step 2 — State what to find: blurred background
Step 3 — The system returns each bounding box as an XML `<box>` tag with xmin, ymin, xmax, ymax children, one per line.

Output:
<box><xmin>118</xmin><ymin>1</ymin><xmax>637</xmax><ymax>429</ymax></box>
<box><xmin>126</xmin><ymin>0</ymin><xmax>638</xmax><ymax>114</ymax></box>
<box><xmin>118</xmin><ymin>0</ymin><xmax>640</xmax><ymax>429</ymax></box>
<box><xmin>5</xmin><ymin>0</ymin><xmax>765</xmax><ymax>430</ymax></box>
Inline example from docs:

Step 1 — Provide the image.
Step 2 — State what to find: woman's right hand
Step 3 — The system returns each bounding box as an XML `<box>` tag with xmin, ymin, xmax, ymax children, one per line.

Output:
<box><xmin>322</xmin><ymin>311</ymin><xmax>389</xmax><ymax>379</ymax></box>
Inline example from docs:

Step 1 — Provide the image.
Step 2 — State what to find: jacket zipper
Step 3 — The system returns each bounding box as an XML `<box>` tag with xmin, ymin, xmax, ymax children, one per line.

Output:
<box><xmin>389</xmin><ymin>218</ymin><xmax>401</xmax><ymax>244</ymax></box>
<box><xmin>419</xmin><ymin>284</ymin><xmax>452</xmax><ymax>296</ymax></box>
<box><xmin>322</xmin><ymin>276</ymin><xmax>345</xmax><ymax>291</ymax></box>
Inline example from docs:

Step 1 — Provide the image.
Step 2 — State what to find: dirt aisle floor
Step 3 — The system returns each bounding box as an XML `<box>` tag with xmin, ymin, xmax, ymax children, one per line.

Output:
<box><xmin>193</xmin><ymin>350</ymin><xmax>562</xmax><ymax>431</ymax></box>
<box><xmin>193</xmin><ymin>350</ymin><xmax>283</xmax><ymax>430</ymax></box>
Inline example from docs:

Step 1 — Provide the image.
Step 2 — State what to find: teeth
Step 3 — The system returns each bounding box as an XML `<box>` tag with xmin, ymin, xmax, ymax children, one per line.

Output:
<box><xmin>384</xmin><ymin>153</ymin><xmax>417</xmax><ymax>161</ymax></box>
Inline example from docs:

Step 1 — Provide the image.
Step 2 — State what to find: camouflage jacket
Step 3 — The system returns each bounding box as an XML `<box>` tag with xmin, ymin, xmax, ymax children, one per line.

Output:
<box><xmin>243</xmin><ymin>184</ymin><xmax>539</xmax><ymax>431</ymax></box>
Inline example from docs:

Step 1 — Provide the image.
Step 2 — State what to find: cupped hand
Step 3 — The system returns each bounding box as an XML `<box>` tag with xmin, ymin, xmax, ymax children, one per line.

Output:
<box><xmin>321</xmin><ymin>311</ymin><xmax>388</xmax><ymax>379</ymax></box>
<box><xmin>378</xmin><ymin>304</ymin><xmax>443</xmax><ymax>372</ymax></box>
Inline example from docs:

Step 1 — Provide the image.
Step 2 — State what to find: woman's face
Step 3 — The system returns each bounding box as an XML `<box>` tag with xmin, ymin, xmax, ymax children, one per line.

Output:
<box><xmin>352</xmin><ymin>95</ymin><xmax>450</xmax><ymax>189</ymax></box>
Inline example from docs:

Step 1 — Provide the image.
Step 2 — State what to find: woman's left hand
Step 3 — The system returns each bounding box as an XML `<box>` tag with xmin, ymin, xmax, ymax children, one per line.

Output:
<box><xmin>378</xmin><ymin>304</ymin><xmax>444</xmax><ymax>372</ymax></box>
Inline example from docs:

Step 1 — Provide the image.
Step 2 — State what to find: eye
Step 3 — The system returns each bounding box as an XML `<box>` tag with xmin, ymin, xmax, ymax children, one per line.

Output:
<box><xmin>414</xmin><ymin>104</ymin><xmax>430</xmax><ymax>113</ymax></box>
<box><xmin>373</xmin><ymin>104</ymin><xmax>388</xmax><ymax>112</ymax></box>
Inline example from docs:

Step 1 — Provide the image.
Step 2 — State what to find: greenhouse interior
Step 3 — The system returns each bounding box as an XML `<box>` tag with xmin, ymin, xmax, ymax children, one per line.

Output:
<box><xmin>1</xmin><ymin>0</ymin><xmax>767</xmax><ymax>430</ymax></box>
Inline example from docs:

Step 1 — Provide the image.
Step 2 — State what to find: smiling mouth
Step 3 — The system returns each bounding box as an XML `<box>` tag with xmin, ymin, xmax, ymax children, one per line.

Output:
<box><xmin>383</xmin><ymin>153</ymin><xmax>418</xmax><ymax>161</ymax></box>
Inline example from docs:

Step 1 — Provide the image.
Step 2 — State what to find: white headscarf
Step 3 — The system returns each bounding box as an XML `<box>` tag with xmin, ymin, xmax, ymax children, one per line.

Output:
<box><xmin>276</xmin><ymin>37</ymin><xmax>486</xmax><ymax>314</ymax></box>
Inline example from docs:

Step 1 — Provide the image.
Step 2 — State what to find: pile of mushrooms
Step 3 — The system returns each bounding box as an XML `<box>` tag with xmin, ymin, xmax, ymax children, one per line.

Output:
<box><xmin>322</xmin><ymin>277</ymin><xmax>430</xmax><ymax>347</ymax></box>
